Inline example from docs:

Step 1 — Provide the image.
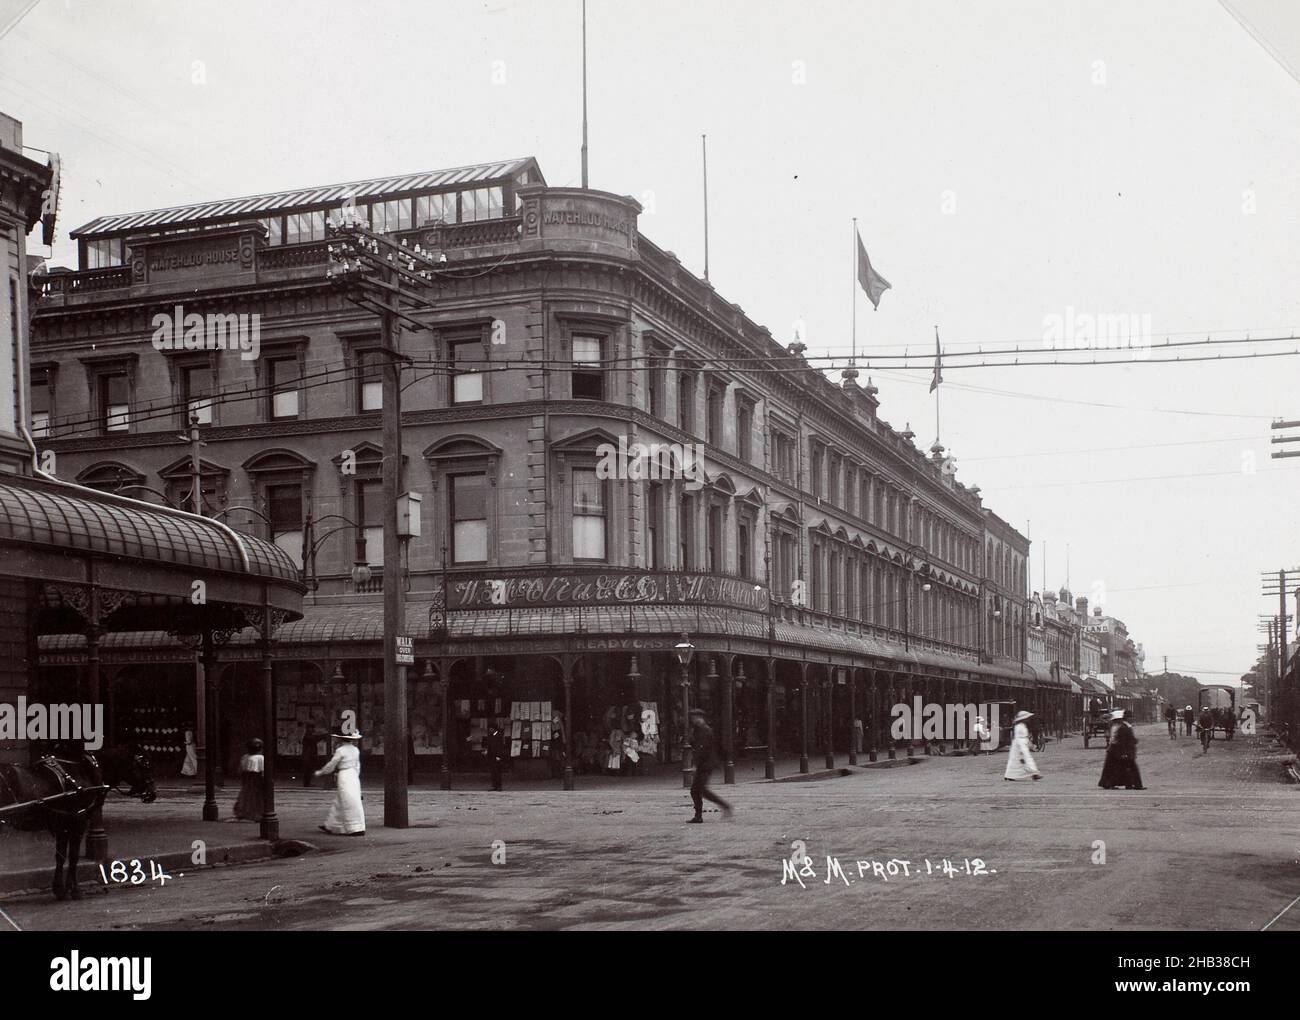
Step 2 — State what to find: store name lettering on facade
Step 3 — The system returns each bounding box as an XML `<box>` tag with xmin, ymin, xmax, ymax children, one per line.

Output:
<box><xmin>542</xmin><ymin>208</ymin><xmax>630</xmax><ymax>237</ymax></box>
<box><xmin>450</xmin><ymin>573</ymin><xmax>768</xmax><ymax>612</ymax></box>
<box><xmin>147</xmin><ymin>247</ymin><xmax>241</xmax><ymax>272</ymax></box>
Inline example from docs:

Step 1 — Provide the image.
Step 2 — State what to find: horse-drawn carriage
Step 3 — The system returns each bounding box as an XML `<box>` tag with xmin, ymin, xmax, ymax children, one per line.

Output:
<box><xmin>1198</xmin><ymin>685</ymin><xmax>1238</xmax><ymax>741</ymax></box>
<box><xmin>1082</xmin><ymin>697</ymin><xmax>1114</xmax><ymax>748</ymax></box>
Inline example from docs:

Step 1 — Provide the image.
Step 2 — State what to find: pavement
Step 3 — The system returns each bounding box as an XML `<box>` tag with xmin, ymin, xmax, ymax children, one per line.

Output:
<box><xmin>2</xmin><ymin>724</ymin><xmax>1298</xmax><ymax>931</ymax></box>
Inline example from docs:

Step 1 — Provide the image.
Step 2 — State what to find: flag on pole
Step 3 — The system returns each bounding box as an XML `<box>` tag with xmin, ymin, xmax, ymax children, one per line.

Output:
<box><xmin>930</xmin><ymin>327</ymin><xmax>943</xmax><ymax>392</ymax></box>
<box><xmin>855</xmin><ymin>230</ymin><xmax>891</xmax><ymax>310</ymax></box>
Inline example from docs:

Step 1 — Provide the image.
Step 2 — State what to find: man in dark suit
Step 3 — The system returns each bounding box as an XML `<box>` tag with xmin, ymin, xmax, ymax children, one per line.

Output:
<box><xmin>687</xmin><ymin>709</ymin><xmax>732</xmax><ymax>823</ymax></box>
<box><xmin>486</xmin><ymin>721</ymin><xmax>505</xmax><ymax>791</ymax></box>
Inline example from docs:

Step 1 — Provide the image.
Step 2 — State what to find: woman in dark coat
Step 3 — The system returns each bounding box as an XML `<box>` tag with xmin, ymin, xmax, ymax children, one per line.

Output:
<box><xmin>1099</xmin><ymin>710</ymin><xmax>1145</xmax><ymax>790</ymax></box>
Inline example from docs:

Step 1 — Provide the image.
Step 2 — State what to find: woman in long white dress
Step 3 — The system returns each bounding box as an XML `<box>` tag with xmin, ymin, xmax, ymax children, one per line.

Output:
<box><xmin>1003</xmin><ymin>710</ymin><xmax>1042</xmax><ymax>781</ymax></box>
<box><xmin>314</xmin><ymin>732</ymin><xmax>365</xmax><ymax>835</ymax></box>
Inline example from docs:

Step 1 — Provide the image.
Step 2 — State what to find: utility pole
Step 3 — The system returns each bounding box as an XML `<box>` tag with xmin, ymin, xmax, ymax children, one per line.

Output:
<box><xmin>379</xmin><ymin>270</ymin><xmax>409</xmax><ymax>829</ymax></box>
<box><xmin>1262</xmin><ymin>568</ymin><xmax>1297</xmax><ymax>725</ymax></box>
<box><xmin>1270</xmin><ymin>418</ymin><xmax>1300</xmax><ymax>459</ymax></box>
<box><xmin>327</xmin><ymin>221</ymin><xmax>450</xmax><ymax>828</ymax></box>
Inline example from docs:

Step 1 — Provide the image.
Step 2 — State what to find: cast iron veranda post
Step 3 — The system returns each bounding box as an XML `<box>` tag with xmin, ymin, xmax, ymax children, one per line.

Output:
<box><xmin>721</xmin><ymin>655</ymin><xmax>734</xmax><ymax>784</ymax></box>
<box><xmin>201</xmin><ymin>626</ymin><xmax>219</xmax><ymax>821</ymax></box>
<box><xmin>563</xmin><ymin>657</ymin><xmax>574</xmax><ymax>792</ymax></box>
<box><xmin>848</xmin><ymin>666</ymin><xmax>858</xmax><ymax>766</ymax></box>
<box><xmin>439</xmin><ymin>658</ymin><xmax>452</xmax><ymax>791</ymax></box>
<box><xmin>259</xmin><ymin>588</ymin><xmax>279</xmax><ymax>840</ymax></box>
<box><xmin>381</xmin><ymin>281</ymin><xmax>408</xmax><ymax>828</ymax></box>
<box><xmin>764</xmin><ymin>657</ymin><xmax>776</xmax><ymax>780</ymax></box>
<box><xmin>84</xmin><ymin>577</ymin><xmax>108</xmax><ymax>861</ymax></box>
<box><xmin>799</xmin><ymin>660</ymin><xmax>809</xmax><ymax>774</ymax></box>
<box><xmin>824</xmin><ymin>665</ymin><xmax>834</xmax><ymax>770</ymax></box>
<box><xmin>680</xmin><ymin>658</ymin><xmax>693</xmax><ymax>788</ymax></box>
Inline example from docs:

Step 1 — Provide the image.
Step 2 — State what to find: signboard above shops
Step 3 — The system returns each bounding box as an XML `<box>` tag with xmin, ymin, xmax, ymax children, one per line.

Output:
<box><xmin>517</xmin><ymin>186</ymin><xmax>640</xmax><ymax>257</ymax></box>
<box><xmin>128</xmin><ymin>222</ymin><xmax>262</xmax><ymax>291</ymax></box>
<box><xmin>443</xmin><ymin>570</ymin><xmax>769</xmax><ymax>614</ymax></box>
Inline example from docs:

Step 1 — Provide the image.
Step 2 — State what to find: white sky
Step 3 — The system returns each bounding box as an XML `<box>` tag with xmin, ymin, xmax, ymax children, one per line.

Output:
<box><xmin>4</xmin><ymin>0</ymin><xmax>1298</xmax><ymax>682</ymax></box>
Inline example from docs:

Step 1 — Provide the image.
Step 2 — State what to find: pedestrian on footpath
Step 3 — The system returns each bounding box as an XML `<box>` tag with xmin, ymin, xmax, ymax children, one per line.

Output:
<box><xmin>486</xmin><ymin>720</ymin><xmax>506</xmax><ymax>791</ymax></box>
<box><xmin>314</xmin><ymin>730</ymin><xmax>365</xmax><ymax>836</ymax></box>
<box><xmin>232</xmin><ymin>738</ymin><xmax>265</xmax><ymax>820</ymax></box>
<box><xmin>687</xmin><ymin>708</ymin><xmax>732</xmax><ymax>822</ymax></box>
<box><xmin>180</xmin><ymin>723</ymin><xmax>198</xmax><ymax>778</ymax></box>
<box><xmin>1002</xmin><ymin>710</ymin><xmax>1041</xmax><ymax>782</ymax></box>
<box><xmin>1099</xmin><ymin>710</ymin><xmax>1145</xmax><ymax>789</ymax></box>
<box><xmin>971</xmin><ymin>715</ymin><xmax>990</xmax><ymax>755</ymax></box>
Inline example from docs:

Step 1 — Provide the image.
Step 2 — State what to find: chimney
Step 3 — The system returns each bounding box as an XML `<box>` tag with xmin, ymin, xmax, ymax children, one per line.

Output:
<box><xmin>1076</xmin><ymin>596</ymin><xmax>1088</xmax><ymax>618</ymax></box>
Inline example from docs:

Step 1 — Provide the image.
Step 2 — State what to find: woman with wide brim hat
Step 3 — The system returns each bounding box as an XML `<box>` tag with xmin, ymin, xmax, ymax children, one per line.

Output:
<box><xmin>314</xmin><ymin>731</ymin><xmax>365</xmax><ymax>835</ymax></box>
<box><xmin>1003</xmin><ymin>710</ymin><xmax>1042</xmax><ymax>782</ymax></box>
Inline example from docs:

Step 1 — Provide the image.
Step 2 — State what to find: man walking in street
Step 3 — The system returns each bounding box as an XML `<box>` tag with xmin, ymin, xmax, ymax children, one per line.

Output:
<box><xmin>486</xmin><ymin>720</ymin><xmax>506</xmax><ymax>791</ymax></box>
<box><xmin>1164</xmin><ymin>703</ymin><xmax>1177</xmax><ymax>740</ymax></box>
<box><xmin>1197</xmin><ymin>705</ymin><xmax>1214</xmax><ymax>753</ymax></box>
<box><xmin>1183</xmin><ymin>705</ymin><xmax>1194</xmax><ymax>738</ymax></box>
<box><xmin>687</xmin><ymin>708</ymin><xmax>732</xmax><ymax>823</ymax></box>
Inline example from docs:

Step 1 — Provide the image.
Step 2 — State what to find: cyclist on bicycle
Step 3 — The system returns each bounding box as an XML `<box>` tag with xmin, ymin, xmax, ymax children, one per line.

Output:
<box><xmin>1197</xmin><ymin>706</ymin><xmax>1214</xmax><ymax>752</ymax></box>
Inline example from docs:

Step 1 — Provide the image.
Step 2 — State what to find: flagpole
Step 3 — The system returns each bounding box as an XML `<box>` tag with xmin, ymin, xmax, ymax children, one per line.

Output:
<box><xmin>702</xmin><ymin>134</ymin><xmax>709</xmax><ymax>282</ymax></box>
<box><xmin>580</xmin><ymin>0</ymin><xmax>588</xmax><ymax>188</ymax></box>
<box><xmin>851</xmin><ymin>218</ymin><xmax>857</xmax><ymax>365</ymax></box>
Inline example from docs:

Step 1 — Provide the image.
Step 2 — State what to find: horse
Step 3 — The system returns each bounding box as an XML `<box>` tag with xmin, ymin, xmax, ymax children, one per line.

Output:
<box><xmin>0</xmin><ymin>748</ymin><xmax>156</xmax><ymax>900</ymax></box>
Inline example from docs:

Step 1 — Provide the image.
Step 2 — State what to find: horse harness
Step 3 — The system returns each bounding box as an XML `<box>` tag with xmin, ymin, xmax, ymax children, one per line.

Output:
<box><xmin>0</xmin><ymin>755</ymin><xmax>108</xmax><ymax>822</ymax></box>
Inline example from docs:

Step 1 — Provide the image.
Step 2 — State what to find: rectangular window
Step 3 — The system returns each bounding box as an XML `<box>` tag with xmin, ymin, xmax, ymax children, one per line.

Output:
<box><xmin>646</xmin><ymin>482</ymin><xmax>662</xmax><ymax>569</ymax></box>
<box><xmin>736</xmin><ymin>401</ymin><xmax>752</xmax><ymax>462</ymax></box>
<box><xmin>182</xmin><ymin>365</ymin><xmax>214</xmax><ymax>425</ymax></box>
<box><xmin>417</xmin><ymin>192</ymin><xmax>458</xmax><ymax>226</ymax></box>
<box><xmin>679</xmin><ymin>494</ymin><xmax>695</xmax><ymax>569</ymax></box>
<box><xmin>810</xmin><ymin>445</ymin><xmax>823</xmax><ymax>497</ymax></box>
<box><xmin>777</xmin><ymin>532</ymin><xmax>795</xmax><ymax>596</ymax></box>
<box><xmin>572</xmin><ymin>467</ymin><xmax>606</xmax><ymax>561</ymax></box>
<box><xmin>84</xmin><ymin>238</ymin><xmax>123</xmax><ymax>270</ymax></box>
<box><xmin>450</xmin><ymin>337</ymin><xmax>484</xmax><ymax>404</ymax></box>
<box><xmin>260</xmin><ymin>217</ymin><xmax>283</xmax><ymax>245</ymax></box>
<box><xmin>30</xmin><ymin>368</ymin><xmax>50</xmax><ymax>438</ymax></box>
<box><xmin>267</xmin><ymin>484</ymin><xmax>304</xmax><ymax>568</ymax></box>
<box><xmin>267</xmin><ymin>356</ymin><xmax>300</xmax><ymax>419</ymax></box>
<box><xmin>357</xmin><ymin>480</ymin><xmax>383</xmax><ymax>567</ymax></box>
<box><xmin>707</xmin><ymin>505</ymin><xmax>722</xmax><ymax>573</ymax></box>
<box><xmin>707</xmin><ymin>385</ymin><xmax>724</xmax><ymax>448</ymax></box>
<box><xmin>678</xmin><ymin>373</ymin><xmax>694</xmax><ymax>433</ymax></box>
<box><xmin>371</xmin><ymin>198</ymin><xmax>413</xmax><ymax>234</ymax></box>
<box><xmin>99</xmin><ymin>372</ymin><xmax>129</xmax><ymax>433</ymax></box>
<box><xmin>450</xmin><ymin>473</ymin><xmax>488</xmax><ymax>564</ymax></box>
<box><xmin>646</xmin><ymin>354</ymin><xmax>662</xmax><ymax>418</ymax></box>
<box><xmin>738</xmin><ymin>518</ymin><xmax>751</xmax><ymax>580</ymax></box>
<box><xmin>285</xmin><ymin>210</ymin><xmax>326</xmax><ymax>245</ymax></box>
<box><xmin>357</xmin><ymin>349</ymin><xmax>383</xmax><ymax>411</ymax></box>
<box><xmin>828</xmin><ymin>454</ymin><xmax>842</xmax><ymax>506</ymax></box>
<box><xmin>461</xmin><ymin>186</ymin><xmax>504</xmax><ymax>222</ymax></box>
<box><xmin>571</xmin><ymin>335</ymin><xmax>604</xmax><ymax>400</ymax></box>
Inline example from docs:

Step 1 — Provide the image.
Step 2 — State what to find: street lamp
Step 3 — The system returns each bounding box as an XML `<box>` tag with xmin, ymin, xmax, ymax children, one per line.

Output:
<box><xmin>675</xmin><ymin>633</ymin><xmax>695</xmax><ymax>789</ymax></box>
